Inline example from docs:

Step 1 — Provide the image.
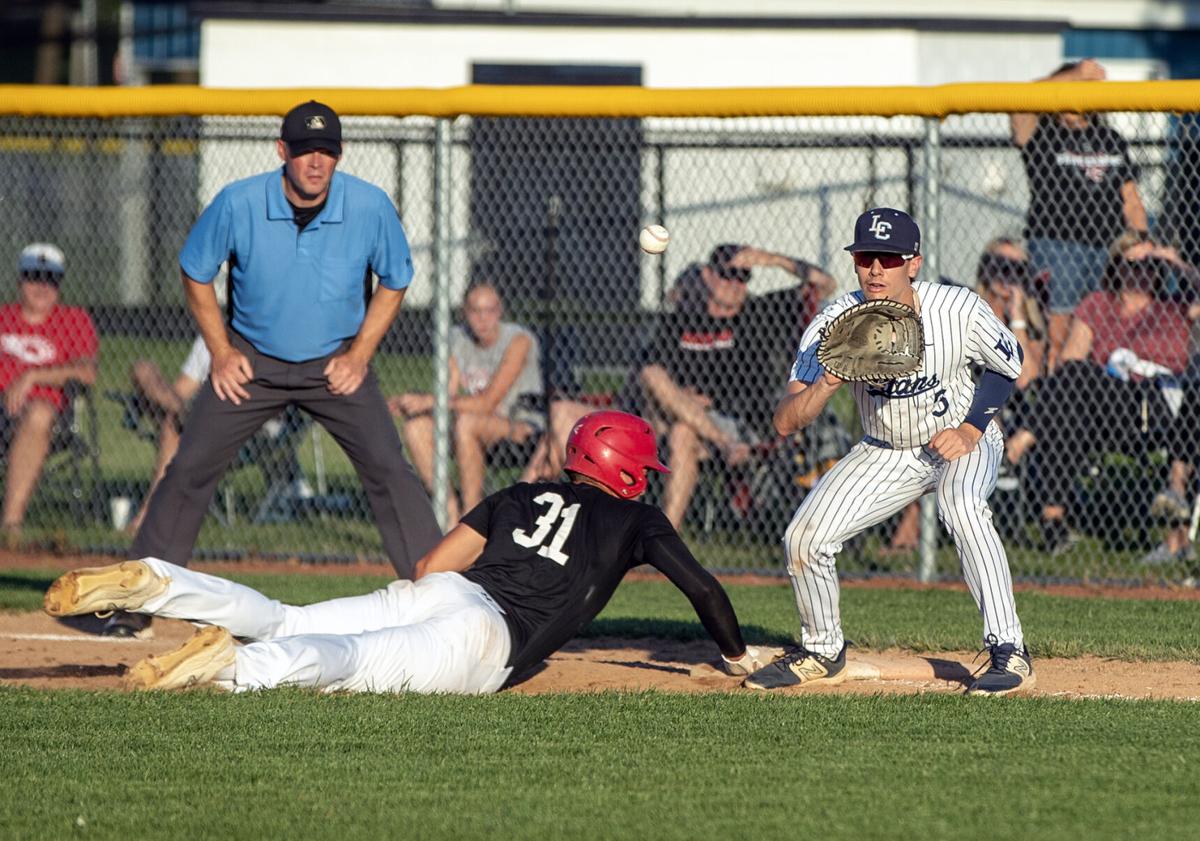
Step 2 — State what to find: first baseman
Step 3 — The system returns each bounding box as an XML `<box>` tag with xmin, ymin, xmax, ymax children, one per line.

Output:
<box><xmin>745</xmin><ymin>208</ymin><xmax>1034</xmax><ymax>696</ymax></box>
<box><xmin>45</xmin><ymin>411</ymin><xmax>779</xmax><ymax>694</ymax></box>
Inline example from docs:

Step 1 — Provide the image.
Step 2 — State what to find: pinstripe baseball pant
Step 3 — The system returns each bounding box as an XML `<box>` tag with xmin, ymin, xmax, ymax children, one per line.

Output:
<box><xmin>783</xmin><ymin>423</ymin><xmax>1023</xmax><ymax>658</ymax></box>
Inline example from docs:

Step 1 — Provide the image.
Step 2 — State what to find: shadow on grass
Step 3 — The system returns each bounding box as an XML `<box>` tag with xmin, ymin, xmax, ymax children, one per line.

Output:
<box><xmin>585</xmin><ymin>618</ymin><xmax>788</xmax><ymax>646</ymax></box>
<box><xmin>0</xmin><ymin>663</ymin><xmax>125</xmax><ymax>679</ymax></box>
<box><xmin>0</xmin><ymin>574</ymin><xmax>56</xmax><ymax>593</ymax></box>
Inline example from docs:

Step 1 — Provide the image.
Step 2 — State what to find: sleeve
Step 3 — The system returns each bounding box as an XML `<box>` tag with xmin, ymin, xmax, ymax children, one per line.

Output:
<box><xmin>179</xmin><ymin>336</ymin><xmax>212</xmax><ymax>383</ymax></box>
<box><xmin>179</xmin><ymin>188</ymin><xmax>235</xmax><ymax>283</ymax></box>
<box><xmin>966</xmin><ymin>294</ymin><xmax>1022</xmax><ymax>379</ymax></box>
<box><xmin>370</xmin><ymin>194</ymin><xmax>414</xmax><ymax>291</ymax></box>
<box><xmin>1073</xmin><ymin>292</ymin><xmax>1102</xmax><ymax>332</ymax></box>
<box><xmin>459</xmin><ymin>491</ymin><xmax>499</xmax><ymax>538</ymax></box>
<box><xmin>60</xmin><ymin>309</ymin><xmax>98</xmax><ymax>362</ymax></box>
<box><xmin>639</xmin><ymin>515</ymin><xmax>746</xmax><ymax>659</ymax></box>
<box><xmin>1111</xmin><ymin>128</ymin><xmax>1140</xmax><ymax>183</ymax></box>
<box><xmin>645</xmin><ymin>310</ymin><xmax>680</xmax><ymax>371</ymax></box>
<box><xmin>788</xmin><ymin>298</ymin><xmax>847</xmax><ymax>384</ymax></box>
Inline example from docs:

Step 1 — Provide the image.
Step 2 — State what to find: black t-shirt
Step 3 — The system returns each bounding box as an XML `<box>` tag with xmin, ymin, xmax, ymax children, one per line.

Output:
<box><xmin>460</xmin><ymin>480</ymin><xmax>745</xmax><ymax>680</ymax></box>
<box><xmin>1022</xmin><ymin>116</ymin><xmax>1138</xmax><ymax>247</ymax></box>
<box><xmin>643</xmin><ymin>306</ymin><xmax>756</xmax><ymax>416</ymax></box>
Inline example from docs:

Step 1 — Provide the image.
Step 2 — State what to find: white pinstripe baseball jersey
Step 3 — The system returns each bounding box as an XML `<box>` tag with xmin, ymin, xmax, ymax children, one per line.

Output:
<box><xmin>789</xmin><ymin>281</ymin><xmax>1022</xmax><ymax>448</ymax></box>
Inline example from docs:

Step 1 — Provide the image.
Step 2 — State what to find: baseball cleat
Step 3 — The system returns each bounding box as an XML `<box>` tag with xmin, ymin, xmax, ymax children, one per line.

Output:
<box><xmin>743</xmin><ymin>644</ymin><xmax>846</xmax><ymax>690</ymax></box>
<box><xmin>966</xmin><ymin>641</ymin><xmax>1035</xmax><ymax>697</ymax></box>
<box><xmin>43</xmin><ymin>561</ymin><xmax>169</xmax><ymax>618</ymax></box>
<box><xmin>123</xmin><ymin>625</ymin><xmax>236</xmax><ymax>691</ymax></box>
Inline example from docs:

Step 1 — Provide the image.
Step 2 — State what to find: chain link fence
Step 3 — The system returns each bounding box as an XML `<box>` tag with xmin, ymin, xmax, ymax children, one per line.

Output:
<box><xmin>1</xmin><ymin>97</ymin><xmax>1197</xmax><ymax>584</ymax></box>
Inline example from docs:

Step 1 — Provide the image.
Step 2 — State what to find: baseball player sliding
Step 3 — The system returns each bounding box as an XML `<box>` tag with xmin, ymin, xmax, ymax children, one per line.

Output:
<box><xmin>745</xmin><ymin>208</ymin><xmax>1034</xmax><ymax>696</ymax></box>
<box><xmin>44</xmin><ymin>411</ymin><xmax>779</xmax><ymax>694</ymax></box>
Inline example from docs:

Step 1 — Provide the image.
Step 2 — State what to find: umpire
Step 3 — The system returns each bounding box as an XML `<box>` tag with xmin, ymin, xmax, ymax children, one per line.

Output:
<box><xmin>128</xmin><ymin>100</ymin><xmax>440</xmax><ymax>589</ymax></box>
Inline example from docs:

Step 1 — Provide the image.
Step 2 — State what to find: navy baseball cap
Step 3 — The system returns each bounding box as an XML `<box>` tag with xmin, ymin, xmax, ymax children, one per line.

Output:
<box><xmin>844</xmin><ymin>207</ymin><xmax>921</xmax><ymax>255</ymax></box>
<box><xmin>281</xmin><ymin>100</ymin><xmax>342</xmax><ymax>156</ymax></box>
<box><xmin>18</xmin><ymin>242</ymin><xmax>65</xmax><ymax>282</ymax></box>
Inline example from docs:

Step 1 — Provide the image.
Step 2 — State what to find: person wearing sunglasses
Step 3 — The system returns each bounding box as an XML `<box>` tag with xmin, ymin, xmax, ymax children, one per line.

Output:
<box><xmin>0</xmin><ymin>243</ymin><xmax>98</xmax><ymax>544</ymax></box>
<box><xmin>745</xmin><ymin>208</ymin><xmax>1034</xmax><ymax>696</ymax></box>
<box><xmin>1011</xmin><ymin>59</ymin><xmax>1149</xmax><ymax>372</ymax></box>
<box><xmin>1005</xmin><ymin>230</ymin><xmax>1191</xmax><ymax>556</ymax></box>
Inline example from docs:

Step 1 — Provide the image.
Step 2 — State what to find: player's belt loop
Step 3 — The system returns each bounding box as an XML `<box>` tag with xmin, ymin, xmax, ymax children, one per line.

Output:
<box><xmin>862</xmin><ymin>436</ymin><xmax>893</xmax><ymax>450</ymax></box>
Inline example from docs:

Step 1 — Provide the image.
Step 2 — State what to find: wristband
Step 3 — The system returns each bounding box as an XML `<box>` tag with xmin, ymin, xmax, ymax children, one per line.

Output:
<box><xmin>1009</xmin><ymin>319</ymin><xmax>1028</xmax><ymax>331</ymax></box>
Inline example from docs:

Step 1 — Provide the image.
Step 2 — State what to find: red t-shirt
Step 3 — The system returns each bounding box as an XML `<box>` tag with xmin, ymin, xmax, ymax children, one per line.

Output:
<box><xmin>0</xmin><ymin>303</ymin><xmax>98</xmax><ymax>412</ymax></box>
<box><xmin>1074</xmin><ymin>291</ymin><xmax>1190</xmax><ymax>376</ymax></box>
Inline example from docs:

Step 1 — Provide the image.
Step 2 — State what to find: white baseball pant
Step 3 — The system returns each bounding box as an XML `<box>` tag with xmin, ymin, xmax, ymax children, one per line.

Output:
<box><xmin>783</xmin><ymin>424</ymin><xmax>1024</xmax><ymax>658</ymax></box>
<box><xmin>137</xmin><ymin>558</ymin><xmax>512</xmax><ymax>694</ymax></box>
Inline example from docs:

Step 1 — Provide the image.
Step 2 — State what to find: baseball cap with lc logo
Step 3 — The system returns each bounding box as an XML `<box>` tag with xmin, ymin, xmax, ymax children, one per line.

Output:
<box><xmin>281</xmin><ymin>100</ymin><xmax>342</xmax><ymax>156</ymax></box>
<box><xmin>844</xmin><ymin>207</ymin><xmax>921</xmax><ymax>256</ymax></box>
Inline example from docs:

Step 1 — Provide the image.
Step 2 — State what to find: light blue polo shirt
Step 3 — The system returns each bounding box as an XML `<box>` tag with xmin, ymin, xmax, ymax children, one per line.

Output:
<box><xmin>180</xmin><ymin>168</ymin><xmax>414</xmax><ymax>362</ymax></box>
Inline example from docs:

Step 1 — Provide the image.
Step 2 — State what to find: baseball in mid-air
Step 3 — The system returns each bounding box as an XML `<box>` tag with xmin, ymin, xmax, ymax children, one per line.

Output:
<box><xmin>639</xmin><ymin>224</ymin><xmax>670</xmax><ymax>255</ymax></box>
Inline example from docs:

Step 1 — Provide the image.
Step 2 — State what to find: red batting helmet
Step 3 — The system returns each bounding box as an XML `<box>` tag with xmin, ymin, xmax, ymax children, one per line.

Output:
<box><xmin>563</xmin><ymin>410</ymin><xmax>669</xmax><ymax>499</ymax></box>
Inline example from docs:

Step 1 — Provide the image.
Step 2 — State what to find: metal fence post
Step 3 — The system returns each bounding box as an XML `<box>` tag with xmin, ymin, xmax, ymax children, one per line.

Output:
<box><xmin>918</xmin><ymin>116</ymin><xmax>941</xmax><ymax>583</ymax></box>
<box><xmin>431</xmin><ymin>118</ymin><xmax>454</xmax><ymax>531</ymax></box>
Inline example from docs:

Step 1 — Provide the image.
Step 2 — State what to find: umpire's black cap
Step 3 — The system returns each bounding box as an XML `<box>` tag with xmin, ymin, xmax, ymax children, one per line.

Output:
<box><xmin>844</xmin><ymin>207</ymin><xmax>921</xmax><ymax>255</ymax></box>
<box><xmin>281</xmin><ymin>100</ymin><xmax>342</xmax><ymax>156</ymax></box>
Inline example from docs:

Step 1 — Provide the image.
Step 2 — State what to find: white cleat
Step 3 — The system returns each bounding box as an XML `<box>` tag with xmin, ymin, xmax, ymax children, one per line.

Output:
<box><xmin>123</xmin><ymin>625</ymin><xmax>236</xmax><ymax>691</ymax></box>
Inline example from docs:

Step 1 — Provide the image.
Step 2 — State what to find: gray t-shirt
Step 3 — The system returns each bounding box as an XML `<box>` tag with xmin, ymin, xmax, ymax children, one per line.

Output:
<box><xmin>451</xmin><ymin>322</ymin><xmax>544</xmax><ymax>427</ymax></box>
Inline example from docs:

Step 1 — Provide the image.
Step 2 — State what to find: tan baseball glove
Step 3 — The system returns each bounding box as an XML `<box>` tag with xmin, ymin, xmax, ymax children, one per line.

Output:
<box><xmin>816</xmin><ymin>299</ymin><xmax>923</xmax><ymax>383</ymax></box>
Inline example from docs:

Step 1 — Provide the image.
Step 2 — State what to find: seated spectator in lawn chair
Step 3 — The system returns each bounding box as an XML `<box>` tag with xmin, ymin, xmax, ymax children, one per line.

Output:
<box><xmin>43</xmin><ymin>410</ymin><xmax>783</xmax><ymax>695</ymax></box>
<box><xmin>0</xmin><ymin>243</ymin><xmax>98</xmax><ymax>544</ymax></box>
<box><xmin>1143</xmin><ymin>264</ymin><xmax>1200</xmax><ymax>566</ymax></box>
<box><xmin>121</xmin><ymin>335</ymin><xmax>311</xmax><ymax>535</ymax></box>
<box><xmin>390</xmin><ymin>281</ymin><xmax>543</xmax><ymax>524</ymax></box>
<box><xmin>524</xmin><ymin>244</ymin><xmax>833</xmax><ymax>530</ymax></box>
<box><xmin>1005</xmin><ymin>235</ymin><xmax>1191</xmax><ymax>554</ymax></box>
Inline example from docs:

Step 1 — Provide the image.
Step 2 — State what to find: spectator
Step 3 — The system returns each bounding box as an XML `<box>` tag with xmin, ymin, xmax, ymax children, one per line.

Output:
<box><xmin>523</xmin><ymin>244</ymin><xmax>833</xmax><ymax>529</ymax></box>
<box><xmin>0</xmin><ymin>243</ymin><xmax>98</xmax><ymax>543</ymax></box>
<box><xmin>129</xmin><ymin>100</ymin><xmax>441</xmax><ymax>583</ymax></box>
<box><xmin>390</xmin><ymin>281</ymin><xmax>543</xmax><ymax>523</ymax></box>
<box><xmin>1144</xmin><ymin>259</ymin><xmax>1200</xmax><ymax>564</ymax></box>
<box><xmin>1011</xmin><ymin>59</ymin><xmax>1148</xmax><ymax>370</ymax></box>
<box><xmin>1005</xmin><ymin>234</ymin><xmax>1191</xmax><ymax>553</ymax></box>
<box><xmin>124</xmin><ymin>336</ymin><xmax>310</xmax><ymax>534</ymax></box>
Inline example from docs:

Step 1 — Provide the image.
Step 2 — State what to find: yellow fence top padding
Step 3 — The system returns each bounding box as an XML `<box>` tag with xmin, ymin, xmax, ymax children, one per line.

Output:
<box><xmin>3</xmin><ymin>81</ymin><xmax>1200</xmax><ymax>119</ymax></box>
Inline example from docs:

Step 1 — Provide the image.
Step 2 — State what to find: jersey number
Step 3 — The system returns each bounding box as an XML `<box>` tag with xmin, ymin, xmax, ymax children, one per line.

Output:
<box><xmin>931</xmin><ymin>388</ymin><xmax>949</xmax><ymax>417</ymax></box>
<box><xmin>511</xmin><ymin>492</ymin><xmax>582</xmax><ymax>566</ymax></box>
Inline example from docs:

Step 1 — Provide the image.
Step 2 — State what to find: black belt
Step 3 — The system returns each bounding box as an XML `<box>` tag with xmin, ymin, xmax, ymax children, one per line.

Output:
<box><xmin>862</xmin><ymin>435</ymin><xmax>894</xmax><ymax>449</ymax></box>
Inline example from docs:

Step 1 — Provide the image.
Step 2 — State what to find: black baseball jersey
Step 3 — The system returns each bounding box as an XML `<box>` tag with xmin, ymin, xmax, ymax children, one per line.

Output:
<box><xmin>460</xmin><ymin>480</ymin><xmax>745</xmax><ymax>680</ymax></box>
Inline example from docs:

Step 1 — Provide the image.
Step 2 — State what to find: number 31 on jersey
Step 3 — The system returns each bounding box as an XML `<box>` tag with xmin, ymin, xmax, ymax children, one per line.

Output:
<box><xmin>511</xmin><ymin>492</ymin><xmax>581</xmax><ymax>565</ymax></box>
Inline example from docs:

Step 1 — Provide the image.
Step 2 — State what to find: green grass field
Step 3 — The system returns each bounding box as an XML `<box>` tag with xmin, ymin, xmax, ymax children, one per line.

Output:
<box><xmin>2</xmin><ymin>570</ymin><xmax>1199</xmax><ymax>840</ymax></box>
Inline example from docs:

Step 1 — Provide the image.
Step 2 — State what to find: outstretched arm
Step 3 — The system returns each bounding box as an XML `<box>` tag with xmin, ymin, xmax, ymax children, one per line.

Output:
<box><xmin>643</xmin><ymin>532</ymin><xmax>745</xmax><ymax>658</ymax></box>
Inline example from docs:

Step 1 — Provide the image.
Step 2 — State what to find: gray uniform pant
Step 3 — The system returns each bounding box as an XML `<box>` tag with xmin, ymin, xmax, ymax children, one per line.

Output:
<box><xmin>130</xmin><ymin>335</ymin><xmax>441</xmax><ymax>578</ymax></box>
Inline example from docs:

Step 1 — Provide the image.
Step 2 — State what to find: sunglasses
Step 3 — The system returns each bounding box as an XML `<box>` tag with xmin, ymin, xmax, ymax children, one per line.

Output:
<box><xmin>20</xmin><ymin>270</ymin><xmax>62</xmax><ymax>285</ymax></box>
<box><xmin>852</xmin><ymin>251</ymin><xmax>912</xmax><ymax>269</ymax></box>
<box><xmin>977</xmin><ymin>254</ymin><xmax>1029</xmax><ymax>284</ymax></box>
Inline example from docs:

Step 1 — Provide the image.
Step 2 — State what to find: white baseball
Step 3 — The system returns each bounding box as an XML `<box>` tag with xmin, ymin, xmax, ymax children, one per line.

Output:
<box><xmin>639</xmin><ymin>224</ymin><xmax>670</xmax><ymax>255</ymax></box>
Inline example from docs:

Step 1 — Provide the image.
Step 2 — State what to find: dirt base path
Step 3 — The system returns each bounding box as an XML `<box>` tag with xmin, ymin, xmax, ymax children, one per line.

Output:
<box><xmin>2</xmin><ymin>612</ymin><xmax>1196</xmax><ymax>701</ymax></box>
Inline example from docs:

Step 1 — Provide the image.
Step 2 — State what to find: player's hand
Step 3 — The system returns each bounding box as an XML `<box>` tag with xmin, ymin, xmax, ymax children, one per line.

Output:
<box><xmin>820</xmin><ymin>370</ymin><xmax>844</xmax><ymax>388</ymax></box>
<box><xmin>928</xmin><ymin>424</ymin><xmax>983</xmax><ymax>461</ymax></box>
<box><xmin>720</xmin><ymin>645</ymin><xmax>786</xmax><ymax>677</ymax></box>
<box><xmin>325</xmin><ymin>350</ymin><xmax>369</xmax><ymax>396</ymax></box>
<box><xmin>210</xmin><ymin>348</ymin><xmax>253</xmax><ymax>405</ymax></box>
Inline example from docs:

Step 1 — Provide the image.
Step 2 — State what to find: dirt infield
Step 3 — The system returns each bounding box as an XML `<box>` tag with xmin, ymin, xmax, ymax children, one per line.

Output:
<box><xmin>2</xmin><ymin>611</ymin><xmax>1197</xmax><ymax>701</ymax></box>
<box><xmin>3</xmin><ymin>549</ymin><xmax>1197</xmax><ymax>700</ymax></box>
